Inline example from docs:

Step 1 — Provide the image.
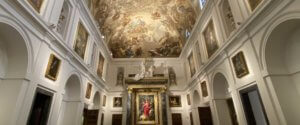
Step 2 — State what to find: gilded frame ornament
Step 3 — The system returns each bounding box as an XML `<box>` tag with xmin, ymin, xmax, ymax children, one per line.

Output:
<box><xmin>113</xmin><ymin>97</ymin><xmax>122</xmax><ymax>107</ymax></box>
<box><xmin>188</xmin><ymin>52</ymin><xmax>196</xmax><ymax>77</ymax></box>
<box><xmin>169</xmin><ymin>95</ymin><xmax>181</xmax><ymax>107</ymax></box>
<box><xmin>27</xmin><ymin>0</ymin><xmax>45</xmax><ymax>13</ymax></box>
<box><xmin>136</xmin><ymin>92</ymin><xmax>159</xmax><ymax>125</ymax></box>
<box><xmin>85</xmin><ymin>83</ymin><xmax>92</xmax><ymax>99</ymax></box>
<box><xmin>45</xmin><ymin>54</ymin><xmax>61</xmax><ymax>81</ymax></box>
<box><xmin>232</xmin><ymin>51</ymin><xmax>249</xmax><ymax>78</ymax></box>
<box><xmin>203</xmin><ymin>19</ymin><xmax>219</xmax><ymax>58</ymax></box>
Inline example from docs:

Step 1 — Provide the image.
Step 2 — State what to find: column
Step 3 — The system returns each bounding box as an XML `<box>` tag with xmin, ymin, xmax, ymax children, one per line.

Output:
<box><xmin>160</xmin><ymin>87</ymin><xmax>168</xmax><ymax>125</ymax></box>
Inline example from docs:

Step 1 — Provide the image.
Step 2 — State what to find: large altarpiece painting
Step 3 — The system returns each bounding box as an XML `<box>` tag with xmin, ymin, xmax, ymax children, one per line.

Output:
<box><xmin>136</xmin><ymin>92</ymin><xmax>159</xmax><ymax>124</ymax></box>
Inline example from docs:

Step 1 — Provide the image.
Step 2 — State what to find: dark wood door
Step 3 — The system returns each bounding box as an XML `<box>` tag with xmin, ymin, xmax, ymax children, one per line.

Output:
<box><xmin>227</xmin><ymin>98</ymin><xmax>239</xmax><ymax>125</ymax></box>
<box><xmin>198</xmin><ymin>107</ymin><xmax>213</xmax><ymax>125</ymax></box>
<box><xmin>112</xmin><ymin>114</ymin><xmax>122</xmax><ymax>125</ymax></box>
<box><xmin>83</xmin><ymin>109</ymin><xmax>99</xmax><ymax>125</ymax></box>
<box><xmin>172</xmin><ymin>113</ymin><xmax>183</xmax><ymax>125</ymax></box>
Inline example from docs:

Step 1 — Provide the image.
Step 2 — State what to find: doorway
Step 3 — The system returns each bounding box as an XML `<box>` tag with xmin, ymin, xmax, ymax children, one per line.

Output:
<box><xmin>83</xmin><ymin>108</ymin><xmax>99</xmax><ymax>125</ymax></box>
<box><xmin>240</xmin><ymin>85</ymin><xmax>269</xmax><ymax>125</ymax></box>
<box><xmin>27</xmin><ymin>88</ymin><xmax>53</xmax><ymax>125</ymax></box>
<box><xmin>112</xmin><ymin>114</ymin><xmax>122</xmax><ymax>125</ymax></box>
<box><xmin>172</xmin><ymin>113</ymin><xmax>182</xmax><ymax>125</ymax></box>
<box><xmin>198</xmin><ymin>107</ymin><xmax>213</xmax><ymax>125</ymax></box>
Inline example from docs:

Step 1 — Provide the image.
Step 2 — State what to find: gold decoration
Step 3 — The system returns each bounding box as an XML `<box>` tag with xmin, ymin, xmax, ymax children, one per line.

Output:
<box><xmin>45</xmin><ymin>54</ymin><xmax>61</xmax><ymax>81</ymax></box>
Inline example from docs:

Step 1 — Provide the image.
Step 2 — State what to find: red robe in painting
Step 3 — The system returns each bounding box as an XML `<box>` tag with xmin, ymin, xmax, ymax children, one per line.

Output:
<box><xmin>143</xmin><ymin>100</ymin><xmax>151</xmax><ymax>117</ymax></box>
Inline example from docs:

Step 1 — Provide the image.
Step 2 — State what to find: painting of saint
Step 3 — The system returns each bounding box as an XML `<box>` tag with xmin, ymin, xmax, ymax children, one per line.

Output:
<box><xmin>188</xmin><ymin>52</ymin><xmax>196</xmax><ymax>77</ymax></box>
<box><xmin>27</xmin><ymin>0</ymin><xmax>44</xmax><ymax>13</ymax></box>
<box><xmin>85</xmin><ymin>83</ymin><xmax>92</xmax><ymax>99</ymax></box>
<box><xmin>203</xmin><ymin>20</ymin><xmax>219</xmax><ymax>58</ymax></box>
<box><xmin>232</xmin><ymin>51</ymin><xmax>249</xmax><ymax>78</ymax></box>
<box><xmin>201</xmin><ymin>81</ymin><xmax>208</xmax><ymax>97</ymax></box>
<box><xmin>169</xmin><ymin>96</ymin><xmax>181</xmax><ymax>107</ymax></box>
<box><xmin>97</xmin><ymin>53</ymin><xmax>105</xmax><ymax>78</ymax></box>
<box><xmin>136</xmin><ymin>93</ymin><xmax>158</xmax><ymax>124</ymax></box>
<box><xmin>113</xmin><ymin>97</ymin><xmax>122</xmax><ymax>107</ymax></box>
<box><xmin>74</xmin><ymin>22</ymin><xmax>89</xmax><ymax>59</ymax></box>
<box><xmin>247</xmin><ymin>0</ymin><xmax>263</xmax><ymax>11</ymax></box>
<box><xmin>45</xmin><ymin>54</ymin><xmax>61</xmax><ymax>81</ymax></box>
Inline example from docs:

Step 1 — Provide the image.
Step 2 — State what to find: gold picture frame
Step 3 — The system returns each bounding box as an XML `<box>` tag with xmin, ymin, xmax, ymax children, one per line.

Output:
<box><xmin>232</xmin><ymin>51</ymin><xmax>249</xmax><ymax>78</ymax></box>
<box><xmin>45</xmin><ymin>54</ymin><xmax>61</xmax><ymax>81</ymax></box>
<box><xmin>201</xmin><ymin>81</ymin><xmax>208</xmax><ymax>97</ymax></box>
<box><xmin>169</xmin><ymin>95</ymin><xmax>181</xmax><ymax>107</ymax></box>
<box><xmin>187</xmin><ymin>94</ymin><xmax>191</xmax><ymax>105</ymax></box>
<box><xmin>27</xmin><ymin>0</ymin><xmax>44</xmax><ymax>13</ymax></box>
<box><xmin>74</xmin><ymin>22</ymin><xmax>89</xmax><ymax>59</ymax></box>
<box><xmin>97</xmin><ymin>52</ymin><xmax>105</xmax><ymax>78</ymax></box>
<box><xmin>85</xmin><ymin>83</ymin><xmax>92</xmax><ymax>99</ymax></box>
<box><xmin>136</xmin><ymin>92</ymin><xmax>159</xmax><ymax>125</ymax></box>
<box><xmin>113</xmin><ymin>97</ymin><xmax>122</xmax><ymax>107</ymax></box>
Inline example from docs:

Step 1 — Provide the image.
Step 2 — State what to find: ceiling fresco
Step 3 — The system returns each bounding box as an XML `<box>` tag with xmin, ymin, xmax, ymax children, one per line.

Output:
<box><xmin>92</xmin><ymin>0</ymin><xmax>196</xmax><ymax>58</ymax></box>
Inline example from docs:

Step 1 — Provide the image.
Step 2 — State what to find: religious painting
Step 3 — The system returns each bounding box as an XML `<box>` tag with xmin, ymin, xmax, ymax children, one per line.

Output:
<box><xmin>85</xmin><ymin>83</ymin><xmax>92</xmax><ymax>99</ymax></box>
<box><xmin>136</xmin><ymin>92</ymin><xmax>158</xmax><ymax>124</ymax></box>
<box><xmin>74</xmin><ymin>22</ymin><xmax>89</xmax><ymax>59</ymax></box>
<box><xmin>232</xmin><ymin>51</ymin><xmax>249</xmax><ymax>78</ymax></box>
<box><xmin>27</xmin><ymin>0</ymin><xmax>44</xmax><ymax>13</ymax></box>
<box><xmin>116</xmin><ymin>67</ymin><xmax>124</xmax><ymax>86</ymax></box>
<box><xmin>169</xmin><ymin>95</ymin><xmax>181</xmax><ymax>107</ymax></box>
<box><xmin>113</xmin><ymin>97</ymin><xmax>122</xmax><ymax>107</ymax></box>
<box><xmin>187</xmin><ymin>94</ymin><xmax>191</xmax><ymax>105</ymax></box>
<box><xmin>45</xmin><ymin>54</ymin><xmax>61</xmax><ymax>81</ymax></box>
<box><xmin>188</xmin><ymin>52</ymin><xmax>196</xmax><ymax>77</ymax></box>
<box><xmin>247</xmin><ymin>0</ymin><xmax>263</xmax><ymax>11</ymax></box>
<box><xmin>97</xmin><ymin>52</ymin><xmax>105</xmax><ymax>78</ymax></box>
<box><xmin>201</xmin><ymin>81</ymin><xmax>208</xmax><ymax>97</ymax></box>
<box><xmin>102</xmin><ymin>95</ymin><xmax>106</xmax><ymax>107</ymax></box>
<box><xmin>168</xmin><ymin>67</ymin><xmax>177</xmax><ymax>86</ymax></box>
<box><xmin>220</xmin><ymin>0</ymin><xmax>236</xmax><ymax>36</ymax></box>
<box><xmin>203</xmin><ymin>20</ymin><xmax>219</xmax><ymax>58</ymax></box>
<box><xmin>56</xmin><ymin>1</ymin><xmax>70</xmax><ymax>37</ymax></box>
<box><xmin>93</xmin><ymin>0</ymin><xmax>196</xmax><ymax>58</ymax></box>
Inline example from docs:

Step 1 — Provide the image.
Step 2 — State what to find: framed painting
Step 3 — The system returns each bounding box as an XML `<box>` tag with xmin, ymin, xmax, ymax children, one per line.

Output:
<box><xmin>169</xmin><ymin>95</ymin><xmax>181</xmax><ymax>107</ymax></box>
<box><xmin>188</xmin><ymin>52</ymin><xmax>196</xmax><ymax>77</ymax></box>
<box><xmin>203</xmin><ymin>20</ymin><xmax>219</xmax><ymax>58</ymax></box>
<box><xmin>232</xmin><ymin>51</ymin><xmax>249</xmax><ymax>78</ymax></box>
<box><xmin>85</xmin><ymin>83</ymin><xmax>92</xmax><ymax>99</ymax></box>
<box><xmin>27</xmin><ymin>0</ymin><xmax>44</xmax><ymax>13</ymax></box>
<box><xmin>136</xmin><ymin>92</ymin><xmax>158</xmax><ymax>124</ymax></box>
<box><xmin>113</xmin><ymin>97</ymin><xmax>122</xmax><ymax>107</ymax></box>
<box><xmin>201</xmin><ymin>81</ymin><xmax>208</xmax><ymax>97</ymax></box>
<box><xmin>246</xmin><ymin>0</ymin><xmax>263</xmax><ymax>11</ymax></box>
<box><xmin>187</xmin><ymin>94</ymin><xmax>191</xmax><ymax>105</ymax></box>
<box><xmin>45</xmin><ymin>54</ymin><xmax>61</xmax><ymax>81</ymax></box>
<box><xmin>74</xmin><ymin>22</ymin><xmax>89</xmax><ymax>59</ymax></box>
<box><xmin>102</xmin><ymin>95</ymin><xmax>106</xmax><ymax>107</ymax></box>
<box><xmin>97</xmin><ymin>52</ymin><xmax>105</xmax><ymax>78</ymax></box>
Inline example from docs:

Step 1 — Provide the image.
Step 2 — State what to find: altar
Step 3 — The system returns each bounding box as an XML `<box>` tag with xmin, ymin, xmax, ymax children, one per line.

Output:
<box><xmin>125</xmin><ymin>77</ymin><xmax>168</xmax><ymax>125</ymax></box>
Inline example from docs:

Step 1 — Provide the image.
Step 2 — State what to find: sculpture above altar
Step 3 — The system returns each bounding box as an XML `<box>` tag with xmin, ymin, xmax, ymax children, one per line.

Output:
<box><xmin>133</xmin><ymin>58</ymin><xmax>167</xmax><ymax>81</ymax></box>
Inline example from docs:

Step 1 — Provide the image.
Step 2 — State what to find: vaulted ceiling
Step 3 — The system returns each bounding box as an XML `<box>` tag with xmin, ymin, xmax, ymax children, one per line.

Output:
<box><xmin>91</xmin><ymin>0</ymin><xmax>196</xmax><ymax>58</ymax></box>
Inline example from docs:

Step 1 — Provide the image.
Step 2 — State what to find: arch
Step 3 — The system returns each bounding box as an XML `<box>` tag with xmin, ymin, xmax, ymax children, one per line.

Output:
<box><xmin>211</xmin><ymin>72</ymin><xmax>237</xmax><ymax>125</ymax></box>
<box><xmin>0</xmin><ymin>19</ymin><xmax>31</xmax><ymax>124</ymax></box>
<box><xmin>58</xmin><ymin>73</ymin><xmax>83</xmax><ymax>125</ymax></box>
<box><xmin>93</xmin><ymin>91</ymin><xmax>101</xmax><ymax>108</ymax></box>
<box><xmin>212</xmin><ymin>72</ymin><xmax>229</xmax><ymax>99</ymax></box>
<box><xmin>263</xmin><ymin>18</ymin><xmax>300</xmax><ymax>124</ymax></box>
<box><xmin>193</xmin><ymin>90</ymin><xmax>201</xmax><ymax>107</ymax></box>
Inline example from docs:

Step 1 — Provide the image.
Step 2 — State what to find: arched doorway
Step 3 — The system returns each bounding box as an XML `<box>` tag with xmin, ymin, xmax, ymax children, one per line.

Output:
<box><xmin>83</xmin><ymin>91</ymin><xmax>101</xmax><ymax>125</ymax></box>
<box><xmin>0</xmin><ymin>22</ymin><xmax>29</xmax><ymax>124</ymax></box>
<box><xmin>264</xmin><ymin>19</ymin><xmax>300</xmax><ymax>124</ymax></box>
<box><xmin>212</xmin><ymin>73</ymin><xmax>238</xmax><ymax>125</ymax></box>
<box><xmin>58</xmin><ymin>74</ymin><xmax>82</xmax><ymax>125</ymax></box>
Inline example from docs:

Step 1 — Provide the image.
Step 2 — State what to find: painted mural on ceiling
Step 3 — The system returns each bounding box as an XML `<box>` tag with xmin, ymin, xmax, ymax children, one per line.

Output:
<box><xmin>91</xmin><ymin>0</ymin><xmax>196</xmax><ymax>58</ymax></box>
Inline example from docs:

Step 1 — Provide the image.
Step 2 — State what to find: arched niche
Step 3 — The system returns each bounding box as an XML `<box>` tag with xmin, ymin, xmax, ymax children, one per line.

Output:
<box><xmin>0</xmin><ymin>22</ymin><xmax>29</xmax><ymax>124</ymax></box>
<box><xmin>58</xmin><ymin>74</ymin><xmax>83</xmax><ymax>125</ymax></box>
<box><xmin>212</xmin><ymin>72</ymin><xmax>237</xmax><ymax>125</ymax></box>
<box><xmin>93</xmin><ymin>91</ymin><xmax>101</xmax><ymax>109</ymax></box>
<box><xmin>264</xmin><ymin>19</ymin><xmax>300</xmax><ymax>124</ymax></box>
